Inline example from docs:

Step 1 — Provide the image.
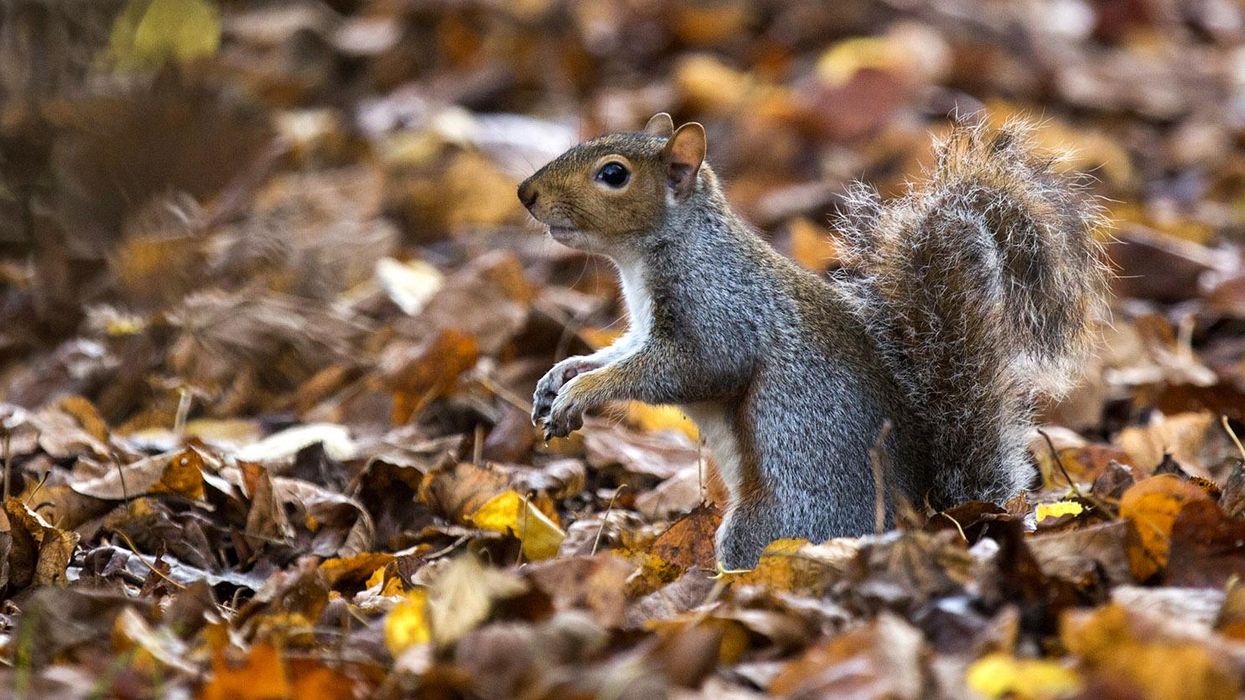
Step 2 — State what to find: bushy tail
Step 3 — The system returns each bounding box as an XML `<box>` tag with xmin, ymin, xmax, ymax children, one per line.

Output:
<box><xmin>832</xmin><ymin>120</ymin><xmax>1110</xmax><ymax>504</ymax></box>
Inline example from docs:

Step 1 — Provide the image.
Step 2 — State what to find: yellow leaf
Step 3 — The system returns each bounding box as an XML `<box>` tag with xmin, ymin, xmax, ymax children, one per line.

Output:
<box><xmin>384</xmin><ymin>589</ymin><xmax>431</xmax><ymax>656</ymax></box>
<box><xmin>966</xmin><ymin>653</ymin><xmax>1082</xmax><ymax>699</ymax></box>
<box><xmin>1036</xmin><ymin>501</ymin><xmax>1084</xmax><ymax>522</ymax></box>
<box><xmin>470</xmin><ymin>489</ymin><xmax>565</xmax><ymax>560</ymax></box>
<box><xmin>365</xmin><ymin>566</ymin><xmax>385</xmax><ymax>589</ymax></box>
<box><xmin>627</xmin><ymin>402</ymin><xmax>699</xmax><ymax>440</ymax></box>
<box><xmin>109</xmin><ymin>0</ymin><xmax>221</xmax><ymax>71</ymax></box>
<box><xmin>731</xmin><ymin>538</ymin><xmax>855</xmax><ymax>596</ymax></box>
<box><xmin>366</xmin><ymin>565</ymin><xmax>406</xmax><ymax>597</ymax></box>
<box><xmin>816</xmin><ymin>37</ymin><xmax>900</xmax><ymax>86</ymax></box>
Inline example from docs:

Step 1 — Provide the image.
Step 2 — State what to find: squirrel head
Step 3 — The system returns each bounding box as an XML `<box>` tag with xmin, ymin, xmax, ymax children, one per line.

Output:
<box><xmin>517</xmin><ymin>113</ymin><xmax>708</xmax><ymax>252</ymax></box>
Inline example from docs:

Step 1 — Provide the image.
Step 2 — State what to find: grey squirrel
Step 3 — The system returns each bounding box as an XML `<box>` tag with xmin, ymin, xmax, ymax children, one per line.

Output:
<box><xmin>517</xmin><ymin>113</ymin><xmax>1109</xmax><ymax>570</ymax></box>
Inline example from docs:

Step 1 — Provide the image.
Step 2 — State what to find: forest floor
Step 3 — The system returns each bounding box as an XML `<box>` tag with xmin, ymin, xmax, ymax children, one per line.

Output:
<box><xmin>4</xmin><ymin>0</ymin><xmax>1245</xmax><ymax>697</ymax></box>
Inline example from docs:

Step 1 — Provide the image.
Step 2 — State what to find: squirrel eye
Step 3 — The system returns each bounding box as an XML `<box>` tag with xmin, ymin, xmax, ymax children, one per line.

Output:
<box><xmin>595</xmin><ymin>161</ymin><xmax>630</xmax><ymax>188</ymax></box>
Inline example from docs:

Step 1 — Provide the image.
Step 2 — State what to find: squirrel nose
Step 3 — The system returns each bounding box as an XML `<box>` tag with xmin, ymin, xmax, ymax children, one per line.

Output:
<box><xmin>517</xmin><ymin>180</ymin><xmax>538</xmax><ymax>208</ymax></box>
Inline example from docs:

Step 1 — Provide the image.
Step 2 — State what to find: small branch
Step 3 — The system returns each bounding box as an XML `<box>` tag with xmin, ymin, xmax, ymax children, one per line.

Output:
<box><xmin>113</xmin><ymin>530</ymin><xmax>185</xmax><ymax>591</ymax></box>
<box><xmin>1037</xmin><ymin>428</ymin><xmax>1083</xmax><ymax>499</ymax></box>
<box><xmin>2</xmin><ymin>429</ymin><xmax>10</xmax><ymax>502</ymax></box>
<box><xmin>870</xmin><ymin>419</ymin><xmax>893</xmax><ymax>534</ymax></box>
<box><xmin>1223</xmin><ymin>416</ymin><xmax>1245</xmax><ymax>463</ymax></box>
<box><xmin>592</xmin><ymin>484</ymin><xmax>626</xmax><ymax>556</ymax></box>
<box><xmin>173</xmin><ymin>388</ymin><xmax>192</xmax><ymax>437</ymax></box>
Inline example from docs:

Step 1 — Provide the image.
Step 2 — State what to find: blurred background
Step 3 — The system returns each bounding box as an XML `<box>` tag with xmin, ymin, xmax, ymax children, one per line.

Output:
<box><xmin>3</xmin><ymin>0</ymin><xmax>1245</xmax><ymax>475</ymax></box>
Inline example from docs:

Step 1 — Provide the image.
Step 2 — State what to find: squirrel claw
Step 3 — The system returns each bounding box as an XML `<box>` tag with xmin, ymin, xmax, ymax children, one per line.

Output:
<box><xmin>710</xmin><ymin>560</ymin><xmax>754</xmax><ymax>579</ymax></box>
<box><xmin>544</xmin><ymin>395</ymin><xmax>583</xmax><ymax>439</ymax></box>
<box><xmin>532</xmin><ymin>358</ymin><xmax>592</xmax><ymax>426</ymax></box>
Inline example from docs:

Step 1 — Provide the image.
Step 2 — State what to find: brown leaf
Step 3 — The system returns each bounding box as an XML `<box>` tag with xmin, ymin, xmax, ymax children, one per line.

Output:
<box><xmin>241</xmin><ymin>462</ymin><xmax>295</xmax><ymax>553</ymax></box>
<box><xmin>1119</xmin><ymin>474</ymin><xmax>1214</xmax><ymax>580</ymax></box>
<box><xmin>525</xmin><ymin>554</ymin><xmax>636</xmax><ymax>628</ymax></box>
<box><xmin>377</xmin><ymin>327</ymin><xmax>479</xmax><ymax>423</ymax></box>
<box><xmin>418</xmin><ymin>461</ymin><xmax>511</xmax><ymax>525</ymax></box>
<box><xmin>648</xmin><ymin>503</ymin><xmax>721</xmax><ymax>572</ymax></box>
<box><xmin>1028</xmin><ymin>520</ymin><xmax>1134</xmax><ymax>587</ymax></box>
<box><xmin>770</xmin><ymin>613</ymin><xmax>925</xmax><ymax>698</ymax></box>
<box><xmin>584</xmin><ymin>424</ymin><xmax>700</xmax><ymax>481</ymax></box>
<box><xmin>1166</xmin><ymin>499</ymin><xmax>1245</xmax><ymax>588</ymax></box>
<box><xmin>4</xmin><ymin>498</ymin><xmax>77</xmax><ymax>590</ymax></box>
<box><xmin>70</xmin><ymin>447</ymin><xmax>207</xmax><ymax>501</ymax></box>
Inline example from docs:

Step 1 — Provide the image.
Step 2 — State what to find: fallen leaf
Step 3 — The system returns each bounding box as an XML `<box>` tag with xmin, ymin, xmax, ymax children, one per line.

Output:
<box><xmin>769</xmin><ymin>612</ymin><xmax>925</xmax><ymax>698</ymax></box>
<box><xmin>5</xmin><ymin>498</ymin><xmax>78</xmax><ymax>590</ymax></box>
<box><xmin>965</xmin><ymin>652</ymin><xmax>1081</xmax><ymax>700</ymax></box>
<box><xmin>1036</xmin><ymin>501</ymin><xmax>1084</xmax><ymax>522</ymax></box>
<box><xmin>385</xmin><ymin>588</ymin><xmax>431</xmax><ymax>656</ymax></box>
<box><xmin>235</xmin><ymin>423</ymin><xmax>357</xmax><ymax>463</ymax></box>
<box><xmin>1119</xmin><ymin>474</ymin><xmax>1214</xmax><ymax>580</ymax></box>
<box><xmin>1166</xmin><ymin>499</ymin><xmax>1245</xmax><ymax>588</ymax></box>
<box><xmin>1062</xmin><ymin>604</ymin><xmax>1239</xmax><ymax>700</ymax></box>
<box><xmin>426</xmin><ymin>555</ymin><xmax>528</xmax><ymax>647</ymax></box>
<box><xmin>200</xmin><ymin>641</ymin><xmax>291</xmax><ymax>700</ymax></box>
<box><xmin>648</xmin><ymin>503</ymin><xmax>721</xmax><ymax>572</ymax></box>
<box><xmin>525</xmin><ymin>554</ymin><xmax>636</xmax><ymax>628</ymax></box>
<box><xmin>469</xmin><ymin>489</ymin><xmax>566</xmax><ymax>561</ymax></box>
<box><xmin>109</xmin><ymin>0</ymin><xmax>221</xmax><ymax>71</ymax></box>
<box><xmin>731</xmin><ymin>538</ymin><xmax>856</xmax><ymax>596</ymax></box>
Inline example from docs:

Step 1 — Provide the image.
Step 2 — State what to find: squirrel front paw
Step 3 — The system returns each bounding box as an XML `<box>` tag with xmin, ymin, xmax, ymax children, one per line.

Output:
<box><xmin>543</xmin><ymin>378</ymin><xmax>589</xmax><ymax>439</ymax></box>
<box><xmin>532</xmin><ymin>356</ymin><xmax>601</xmax><ymax>427</ymax></box>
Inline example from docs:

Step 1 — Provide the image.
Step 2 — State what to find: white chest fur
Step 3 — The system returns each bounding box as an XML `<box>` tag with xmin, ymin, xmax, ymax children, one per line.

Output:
<box><xmin>681</xmin><ymin>402</ymin><xmax>743</xmax><ymax>501</ymax></box>
<box><xmin>613</xmin><ymin>256</ymin><xmax>652</xmax><ymax>344</ymax></box>
<box><xmin>610</xmin><ymin>256</ymin><xmax>743</xmax><ymax>502</ymax></box>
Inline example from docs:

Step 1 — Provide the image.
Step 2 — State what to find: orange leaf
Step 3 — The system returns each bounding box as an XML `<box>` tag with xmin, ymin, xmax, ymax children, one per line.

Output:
<box><xmin>201</xmin><ymin>642</ymin><xmax>290</xmax><ymax>700</ymax></box>
<box><xmin>1119</xmin><ymin>475</ymin><xmax>1213</xmax><ymax>580</ymax></box>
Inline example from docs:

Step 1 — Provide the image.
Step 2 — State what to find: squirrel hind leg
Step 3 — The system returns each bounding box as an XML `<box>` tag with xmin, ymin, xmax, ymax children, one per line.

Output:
<box><xmin>715</xmin><ymin>497</ymin><xmax>780</xmax><ymax>571</ymax></box>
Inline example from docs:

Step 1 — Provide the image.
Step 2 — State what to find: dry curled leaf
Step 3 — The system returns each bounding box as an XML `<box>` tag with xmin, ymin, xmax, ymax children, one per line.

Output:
<box><xmin>1119</xmin><ymin>474</ymin><xmax>1214</xmax><ymax>580</ymax></box>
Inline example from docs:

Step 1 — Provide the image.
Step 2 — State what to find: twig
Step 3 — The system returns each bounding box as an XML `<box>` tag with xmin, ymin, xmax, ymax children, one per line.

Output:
<box><xmin>112</xmin><ymin>453</ymin><xmax>131</xmax><ymax>504</ymax></box>
<box><xmin>173</xmin><ymin>388</ymin><xmax>192</xmax><ymax>437</ymax></box>
<box><xmin>1223</xmin><ymin>416</ymin><xmax>1245</xmax><ymax>463</ymax></box>
<box><xmin>113</xmin><ymin>530</ymin><xmax>186</xmax><ymax>591</ymax></box>
<box><xmin>474</xmin><ymin>373</ymin><xmax>533</xmax><ymax>413</ymax></box>
<box><xmin>697</xmin><ymin>437</ymin><xmax>706</xmax><ymax>502</ymax></box>
<box><xmin>934</xmin><ymin>511</ymin><xmax>969</xmax><ymax>543</ymax></box>
<box><xmin>1037</xmin><ymin>428</ymin><xmax>1083</xmax><ymax>499</ymax></box>
<box><xmin>473</xmin><ymin>424</ymin><xmax>485</xmax><ymax>466</ymax></box>
<box><xmin>22</xmin><ymin>470</ymin><xmax>49</xmax><ymax>507</ymax></box>
<box><xmin>1036</xmin><ymin>428</ymin><xmax>1116</xmax><ymax>519</ymax></box>
<box><xmin>425</xmin><ymin>535</ymin><xmax>470</xmax><ymax>561</ymax></box>
<box><xmin>2</xmin><ymin>428</ymin><xmax>10</xmax><ymax>502</ymax></box>
<box><xmin>517</xmin><ymin>491</ymin><xmax>533</xmax><ymax>567</ymax></box>
<box><xmin>870</xmin><ymin>420</ymin><xmax>893</xmax><ymax>534</ymax></box>
<box><xmin>592</xmin><ymin>485</ymin><xmax>626</xmax><ymax>555</ymax></box>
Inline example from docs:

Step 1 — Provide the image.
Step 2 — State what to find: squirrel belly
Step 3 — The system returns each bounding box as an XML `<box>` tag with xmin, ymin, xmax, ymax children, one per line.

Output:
<box><xmin>519</xmin><ymin>115</ymin><xmax>1109</xmax><ymax>570</ymax></box>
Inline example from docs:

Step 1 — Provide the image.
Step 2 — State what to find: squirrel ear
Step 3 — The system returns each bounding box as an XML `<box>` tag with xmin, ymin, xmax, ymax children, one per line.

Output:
<box><xmin>663</xmin><ymin>122</ymin><xmax>706</xmax><ymax>199</ymax></box>
<box><xmin>644</xmin><ymin>112</ymin><xmax>674</xmax><ymax>137</ymax></box>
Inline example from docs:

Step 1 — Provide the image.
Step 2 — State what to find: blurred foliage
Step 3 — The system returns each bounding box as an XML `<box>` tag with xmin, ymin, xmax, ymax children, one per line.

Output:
<box><xmin>107</xmin><ymin>0</ymin><xmax>221</xmax><ymax>71</ymax></box>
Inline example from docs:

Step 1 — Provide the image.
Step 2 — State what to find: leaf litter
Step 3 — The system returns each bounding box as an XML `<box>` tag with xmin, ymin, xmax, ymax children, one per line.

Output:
<box><xmin>6</xmin><ymin>0</ymin><xmax>1245</xmax><ymax>697</ymax></box>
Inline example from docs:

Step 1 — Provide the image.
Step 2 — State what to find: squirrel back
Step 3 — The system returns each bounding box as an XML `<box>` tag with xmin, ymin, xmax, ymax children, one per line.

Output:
<box><xmin>832</xmin><ymin>121</ymin><xmax>1110</xmax><ymax>506</ymax></box>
